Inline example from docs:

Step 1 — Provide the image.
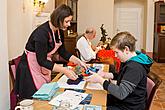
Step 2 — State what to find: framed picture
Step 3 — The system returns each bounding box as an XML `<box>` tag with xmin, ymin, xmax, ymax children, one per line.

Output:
<box><xmin>161</xmin><ymin>25</ymin><xmax>165</xmax><ymax>33</ymax></box>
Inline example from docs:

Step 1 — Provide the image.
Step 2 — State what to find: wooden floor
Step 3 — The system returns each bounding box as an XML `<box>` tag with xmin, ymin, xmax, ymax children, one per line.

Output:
<box><xmin>150</xmin><ymin>62</ymin><xmax>165</xmax><ymax>110</ymax></box>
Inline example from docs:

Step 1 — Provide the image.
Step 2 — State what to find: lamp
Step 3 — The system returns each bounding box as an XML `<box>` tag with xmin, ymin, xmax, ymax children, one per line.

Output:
<box><xmin>33</xmin><ymin>0</ymin><xmax>48</xmax><ymax>16</ymax></box>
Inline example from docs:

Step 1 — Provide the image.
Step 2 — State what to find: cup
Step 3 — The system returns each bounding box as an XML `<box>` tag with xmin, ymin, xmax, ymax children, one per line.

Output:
<box><xmin>15</xmin><ymin>99</ymin><xmax>33</xmax><ymax>110</ymax></box>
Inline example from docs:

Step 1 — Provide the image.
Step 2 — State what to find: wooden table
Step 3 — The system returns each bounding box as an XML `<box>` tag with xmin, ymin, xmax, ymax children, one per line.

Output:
<box><xmin>32</xmin><ymin>64</ymin><xmax>109</xmax><ymax>110</ymax></box>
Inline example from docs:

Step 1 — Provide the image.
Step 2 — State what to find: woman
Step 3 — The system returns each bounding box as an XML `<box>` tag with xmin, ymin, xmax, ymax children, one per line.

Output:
<box><xmin>15</xmin><ymin>4</ymin><xmax>86</xmax><ymax>99</ymax></box>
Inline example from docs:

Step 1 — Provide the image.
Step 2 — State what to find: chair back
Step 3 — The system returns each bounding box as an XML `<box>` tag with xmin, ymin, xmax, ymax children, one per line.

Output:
<box><xmin>75</xmin><ymin>48</ymin><xmax>81</xmax><ymax>59</ymax></box>
<box><xmin>9</xmin><ymin>56</ymin><xmax>21</xmax><ymax>110</ymax></box>
<box><xmin>9</xmin><ymin>56</ymin><xmax>21</xmax><ymax>87</ymax></box>
<box><xmin>9</xmin><ymin>60</ymin><xmax>16</xmax><ymax>88</ymax></box>
<box><xmin>146</xmin><ymin>71</ymin><xmax>162</xmax><ymax>110</ymax></box>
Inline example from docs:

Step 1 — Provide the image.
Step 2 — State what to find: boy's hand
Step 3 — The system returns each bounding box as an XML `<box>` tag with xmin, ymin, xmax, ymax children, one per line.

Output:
<box><xmin>97</xmin><ymin>70</ymin><xmax>114</xmax><ymax>79</ymax></box>
<box><xmin>85</xmin><ymin>71</ymin><xmax>105</xmax><ymax>84</ymax></box>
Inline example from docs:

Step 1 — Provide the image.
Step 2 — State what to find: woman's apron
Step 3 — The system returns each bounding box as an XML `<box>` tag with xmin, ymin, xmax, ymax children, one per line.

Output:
<box><xmin>25</xmin><ymin>30</ymin><xmax>62</xmax><ymax>90</ymax></box>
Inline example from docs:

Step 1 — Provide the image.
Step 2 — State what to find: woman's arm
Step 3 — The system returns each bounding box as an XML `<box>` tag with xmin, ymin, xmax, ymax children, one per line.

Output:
<box><xmin>52</xmin><ymin>63</ymin><xmax>78</xmax><ymax>80</ymax></box>
<box><xmin>69</xmin><ymin>55</ymin><xmax>87</xmax><ymax>69</ymax></box>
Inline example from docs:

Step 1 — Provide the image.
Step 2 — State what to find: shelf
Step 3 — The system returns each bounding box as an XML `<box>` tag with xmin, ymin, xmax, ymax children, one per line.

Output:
<box><xmin>160</xmin><ymin>13</ymin><xmax>165</xmax><ymax>15</ymax></box>
<box><xmin>153</xmin><ymin>1</ymin><xmax>165</xmax><ymax>62</ymax></box>
<box><xmin>158</xmin><ymin>33</ymin><xmax>165</xmax><ymax>36</ymax></box>
<box><xmin>157</xmin><ymin>22</ymin><xmax>165</xmax><ymax>25</ymax></box>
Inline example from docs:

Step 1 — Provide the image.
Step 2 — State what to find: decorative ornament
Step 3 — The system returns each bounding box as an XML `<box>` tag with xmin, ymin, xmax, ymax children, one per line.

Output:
<box><xmin>100</xmin><ymin>24</ymin><xmax>108</xmax><ymax>43</ymax></box>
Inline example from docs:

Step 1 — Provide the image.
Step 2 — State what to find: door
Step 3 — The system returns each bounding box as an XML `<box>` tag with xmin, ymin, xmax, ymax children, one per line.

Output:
<box><xmin>115</xmin><ymin>8</ymin><xmax>142</xmax><ymax>51</ymax></box>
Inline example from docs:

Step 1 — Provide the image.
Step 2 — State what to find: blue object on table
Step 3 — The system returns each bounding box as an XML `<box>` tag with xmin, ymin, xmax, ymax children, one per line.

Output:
<box><xmin>64</xmin><ymin>88</ymin><xmax>85</xmax><ymax>93</ymax></box>
<box><xmin>80</xmin><ymin>94</ymin><xmax>92</xmax><ymax>104</ymax></box>
<box><xmin>85</xmin><ymin>67</ymin><xmax>99</xmax><ymax>75</ymax></box>
<box><xmin>32</xmin><ymin>82</ymin><xmax>59</xmax><ymax>100</ymax></box>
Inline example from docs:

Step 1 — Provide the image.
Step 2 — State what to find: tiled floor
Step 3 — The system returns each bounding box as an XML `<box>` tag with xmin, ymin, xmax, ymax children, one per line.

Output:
<box><xmin>150</xmin><ymin>62</ymin><xmax>165</xmax><ymax>110</ymax></box>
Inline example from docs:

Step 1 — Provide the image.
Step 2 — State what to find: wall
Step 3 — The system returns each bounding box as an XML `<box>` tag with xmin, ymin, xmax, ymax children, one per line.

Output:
<box><xmin>146</xmin><ymin>0</ymin><xmax>155</xmax><ymax>52</ymax></box>
<box><xmin>78</xmin><ymin>0</ymin><xmax>114</xmax><ymax>46</ymax></box>
<box><xmin>143</xmin><ymin>1</ymin><xmax>148</xmax><ymax>50</ymax></box>
<box><xmin>7</xmin><ymin>0</ymin><xmax>33</xmax><ymax>59</ymax></box>
<box><xmin>0</xmin><ymin>0</ymin><xmax>10</xmax><ymax>109</ymax></box>
<box><xmin>7</xmin><ymin>0</ymin><xmax>54</xmax><ymax>60</ymax></box>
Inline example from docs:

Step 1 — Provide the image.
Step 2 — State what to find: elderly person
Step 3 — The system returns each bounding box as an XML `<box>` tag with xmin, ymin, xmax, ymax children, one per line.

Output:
<box><xmin>76</xmin><ymin>27</ymin><xmax>101</xmax><ymax>62</ymax></box>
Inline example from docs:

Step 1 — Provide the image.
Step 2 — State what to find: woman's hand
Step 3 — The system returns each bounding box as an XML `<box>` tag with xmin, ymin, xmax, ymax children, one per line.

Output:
<box><xmin>69</xmin><ymin>55</ymin><xmax>87</xmax><ymax>69</ymax></box>
<box><xmin>64</xmin><ymin>69</ymin><xmax>78</xmax><ymax>80</ymax></box>
<box><xmin>52</xmin><ymin>63</ymin><xmax>78</xmax><ymax>80</ymax></box>
<box><xmin>78</xmin><ymin>60</ymin><xmax>87</xmax><ymax>70</ymax></box>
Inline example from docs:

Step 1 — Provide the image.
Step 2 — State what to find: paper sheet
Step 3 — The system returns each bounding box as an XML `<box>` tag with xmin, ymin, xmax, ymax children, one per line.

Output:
<box><xmin>84</xmin><ymin>105</ymin><xmax>102</xmax><ymax>110</ymax></box>
<box><xmin>52</xmin><ymin>105</ymin><xmax>83</xmax><ymax>110</ymax></box>
<box><xmin>49</xmin><ymin>90</ymin><xmax>88</xmax><ymax>109</ymax></box>
<box><xmin>86</xmin><ymin>82</ymin><xmax>103</xmax><ymax>90</ymax></box>
<box><xmin>57</xmin><ymin>75</ymin><xmax>86</xmax><ymax>89</ymax></box>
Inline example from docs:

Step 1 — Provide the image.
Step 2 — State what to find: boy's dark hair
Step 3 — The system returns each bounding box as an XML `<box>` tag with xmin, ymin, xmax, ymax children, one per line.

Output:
<box><xmin>110</xmin><ymin>31</ymin><xmax>137</xmax><ymax>52</ymax></box>
<box><xmin>50</xmin><ymin>4</ymin><xmax>73</xmax><ymax>28</ymax></box>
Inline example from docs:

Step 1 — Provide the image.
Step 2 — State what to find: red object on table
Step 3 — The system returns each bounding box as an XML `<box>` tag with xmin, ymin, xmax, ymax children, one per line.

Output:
<box><xmin>67</xmin><ymin>62</ymin><xmax>77</xmax><ymax>66</ymax></box>
<box><xmin>97</xmin><ymin>49</ymin><xmax>121</xmax><ymax>72</ymax></box>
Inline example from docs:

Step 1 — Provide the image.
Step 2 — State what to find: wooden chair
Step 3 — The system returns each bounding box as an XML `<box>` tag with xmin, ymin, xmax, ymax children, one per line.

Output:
<box><xmin>75</xmin><ymin>48</ymin><xmax>81</xmax><ymax>59</ymax></box>
<box><xmin>146</xmin><ymin>71</ymin><xmax>162</xmax><ymax>110</ymax></box>
<box><xmin>9</xmin><ymin>56</ymin><xmax>21</xmax><ymax>110</ymax></box>
<box><xmin>74</xmin><ymin>47</ymin><xmax>99</xmax><ymax>63</ymax></box>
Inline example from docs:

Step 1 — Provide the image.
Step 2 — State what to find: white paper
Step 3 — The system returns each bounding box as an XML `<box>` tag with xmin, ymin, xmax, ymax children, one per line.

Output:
<box><xmin>93</xmin><ymin>64</ymin><xmax>104</xmax><ymax>70</ymax></box>
<box><xmin>84</xmin><ymin>105</ymin><xmax>102</xmax><ymax>110</ymax></box>
<box><xmin>57</xmin><ymin>75</ymin><xmax>86</xmax><ymax>89</ymax></box>
<box><xmin>86</xmin><ymin>83</ymin><xmax>103</xmax><ymax>90</ymax></box>
<box><xmin>49</xmin><ymin>90</ymin><xmax>88</xmax><ymax>109</ymax></box>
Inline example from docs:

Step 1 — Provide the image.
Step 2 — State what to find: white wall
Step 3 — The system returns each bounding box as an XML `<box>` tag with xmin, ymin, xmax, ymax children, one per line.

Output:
<box><xmin>7</xmin><ymin>0</ymin><xmax>54</xmax><ymax>60</ymax></box>
<box><xmin>146</xmin><ymin>0</ymin><xmax>155</xmax><ymax>52</ymax></box>
<box><xmin>0</xmin><ymin>0</ymin><xmax>10</xmax><ymax>109</ymax></box>
<box><xmin>78</xmin><ymin>0</ymin><xmax>114</xmax><ymax>46</ymax></box>
<box><xmin>7</xmin><ymin>0</ymin><xmax>33</xmax><ymax>60</ymax></box>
